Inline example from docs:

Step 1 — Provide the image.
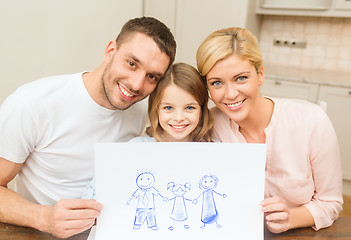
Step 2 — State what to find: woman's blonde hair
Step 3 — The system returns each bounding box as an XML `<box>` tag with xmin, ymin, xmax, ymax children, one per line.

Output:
<box><xmin>196</xmin><ymin>27</ymin><xmax>263</xmax><ymax>78</ymax></box>
<box><xmin>146</xmin><ymin>63</ymin><xmax>213</xmax><ymax>142</ymax></box>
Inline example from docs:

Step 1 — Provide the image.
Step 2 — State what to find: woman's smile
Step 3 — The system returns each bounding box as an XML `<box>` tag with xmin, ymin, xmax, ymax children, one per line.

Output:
<box><xmin>225</xmin><ymin>99</ymin><xmax>246</xmax><ymax>110</ymax></box>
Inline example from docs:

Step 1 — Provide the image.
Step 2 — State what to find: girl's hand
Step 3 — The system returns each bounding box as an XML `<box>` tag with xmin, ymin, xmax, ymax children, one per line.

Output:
<box><xmin>260</xmin><ymin>196</ymin><xmax>290</xmax><ymax>234</ymax></box>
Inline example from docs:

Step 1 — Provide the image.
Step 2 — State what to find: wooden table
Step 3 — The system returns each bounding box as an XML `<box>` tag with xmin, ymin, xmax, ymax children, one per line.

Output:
<box><xmin>0</xmin><ymin>223</ymin><xmax>89</xmax><ymax>240</ymax></box>
<box><xmin>0</xmin><ymin>217</ymin><xmax>350</xmax><ymax>239</ymax></box>
<box><xmin>264</xmin><ymin>217</ymin><xmax>351</xmax><ymax>239</ymax></box>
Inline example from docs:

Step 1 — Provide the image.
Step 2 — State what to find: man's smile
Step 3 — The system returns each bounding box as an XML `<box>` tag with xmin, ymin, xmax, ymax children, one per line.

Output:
<box><xmin>118</xmin><ymin>83</ymin><xmax>137</xmax><ymax>100</ymax></box>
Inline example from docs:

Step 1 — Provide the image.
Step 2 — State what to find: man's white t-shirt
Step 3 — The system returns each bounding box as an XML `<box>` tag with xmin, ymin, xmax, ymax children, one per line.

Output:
<box><xmin>0</xmin><ymin>72</ymin><xmax>148</xmax><ymax>205</ymax></box>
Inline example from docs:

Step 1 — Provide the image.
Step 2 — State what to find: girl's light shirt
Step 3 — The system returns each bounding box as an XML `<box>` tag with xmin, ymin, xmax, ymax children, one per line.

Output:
<box><xmin>211</xmin><ymin>97</ymin><xmax>343</xmax><ymax>231</ymax></box>
<box><xmin>129</xmin><ymin>136</ymin><xmax>157</xmax><ymax>142</ymax></box>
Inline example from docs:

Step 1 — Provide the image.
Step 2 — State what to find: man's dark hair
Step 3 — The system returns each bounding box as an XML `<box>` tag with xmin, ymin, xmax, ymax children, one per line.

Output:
<box><xmin>116</xmin><ymin>17</ymin><xmax>176</xmax><ymax>67</ymax></box>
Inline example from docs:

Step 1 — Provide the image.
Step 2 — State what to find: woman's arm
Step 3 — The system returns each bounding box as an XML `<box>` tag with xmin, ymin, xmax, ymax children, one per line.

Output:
<box><xmin>305</xmin><ymin>110</ymin><xmax>343</xmax><ymax>230</ymax></box>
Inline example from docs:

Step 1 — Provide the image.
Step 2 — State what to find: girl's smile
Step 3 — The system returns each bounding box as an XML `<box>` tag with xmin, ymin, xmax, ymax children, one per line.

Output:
<box><xmin>169</xmin><ymin>124</ymin><xmax>189</xmax><ymax>132</ymax></box>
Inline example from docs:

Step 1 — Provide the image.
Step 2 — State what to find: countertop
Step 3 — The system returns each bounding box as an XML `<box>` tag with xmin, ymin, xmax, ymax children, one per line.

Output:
<box><xmin>264</xmin><ymin>63</ymin><xmax>351</xmax><ymax>88</ymax></box>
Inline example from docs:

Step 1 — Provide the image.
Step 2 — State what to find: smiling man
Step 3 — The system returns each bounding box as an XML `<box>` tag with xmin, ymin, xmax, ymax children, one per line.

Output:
<box><xmin>0</xmin><ymin>17</ymin><xmax>176</xmax><ymax>238</ymax></box>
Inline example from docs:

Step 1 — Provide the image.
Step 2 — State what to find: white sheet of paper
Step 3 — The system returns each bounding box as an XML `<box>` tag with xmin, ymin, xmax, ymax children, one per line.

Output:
<box><xmin>87</xmin><ymin>226</ymin><xmax>96</xmax><ymax>240</ymax></box>
<box><xmin>95</xmin><ymin>142</ymin><xmax>266</xmax><ymax>240</ymax></box>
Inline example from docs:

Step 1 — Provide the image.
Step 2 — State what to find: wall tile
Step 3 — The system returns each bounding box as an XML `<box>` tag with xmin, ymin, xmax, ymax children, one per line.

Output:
<box><xmin>259</xmin><ymin>15</ymin><xmax>351</xmax><ymax>73</ymax></box>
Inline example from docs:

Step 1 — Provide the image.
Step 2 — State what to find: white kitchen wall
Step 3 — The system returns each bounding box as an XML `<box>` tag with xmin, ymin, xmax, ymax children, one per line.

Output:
<box><xmin>344</xmin><ymin>180</ymin><xmax>351</xmax><ymax>195</ymax></box>
<box><xmin>0</xmin><ymin>0</ymin><xmax>143</xmax><ymax>103</ymax></box>
<box><xmin>144</xmin><ymin>0</ymin><xmax>260</xmax><ymax>67</ymax></box>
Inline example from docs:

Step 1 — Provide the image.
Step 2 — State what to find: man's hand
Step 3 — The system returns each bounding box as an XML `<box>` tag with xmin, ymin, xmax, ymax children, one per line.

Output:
<box><xmin>43</xmin><ymin>199</ymin><xmax>103</xmax><ymax>239</ymax></box>
<box><xmin>261</xmin><ymin>196</ymin><xmax>290</xmax><ymax>234</ymax></box>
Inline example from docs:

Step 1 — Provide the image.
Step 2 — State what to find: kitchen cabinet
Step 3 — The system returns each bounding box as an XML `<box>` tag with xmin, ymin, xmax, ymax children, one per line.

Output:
<box><xmin>256</xmin><ymin>0</ymin><xmax>351</xmax><ymax>17</ymax></box>
<box><xmin>335</xmin><ymin>0</ymin><xmax>351</xmax><ymax>10</ymax></box>
<box><xmin>258</xmin><ymin>0</ymin><xmax>332</xmax><ymax>10</ymax></box>
<box><xmin>318</xmin><ymin>85</ymin><xmax>351</xmax><ymax>181</ymax></box>
<box><xmin>260</xmin><ymin>78</ymin><xmax>319</xmax><ymax>102</ymax></box>
<box><xmin>144</xmin><ymin>0</ymin><xmax>260</xmax><ymax>66</ymax></box>
<box><xmin>260</xmin><ymin>78</ymin><xmax>351</xmax><ymax>181</ymax></box>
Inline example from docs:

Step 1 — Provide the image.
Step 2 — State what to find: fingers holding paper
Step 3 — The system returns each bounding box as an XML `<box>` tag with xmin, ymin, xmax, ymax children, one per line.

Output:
<box><xmin>261</xmin><ymin>196</ymin><xmax>290</xmax><ymax>234</ymax></box>
<box><xmin>44</xmin><ymin>199</ymin><xmax>103</xmax><ymax>238</ymax></box>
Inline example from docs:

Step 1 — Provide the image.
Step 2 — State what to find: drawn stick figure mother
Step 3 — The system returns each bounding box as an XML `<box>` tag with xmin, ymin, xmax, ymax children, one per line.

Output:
<box><xmin>193</xmin><ymin>174</ymin><xmax>226</xmax><ymax>229</ymax></box>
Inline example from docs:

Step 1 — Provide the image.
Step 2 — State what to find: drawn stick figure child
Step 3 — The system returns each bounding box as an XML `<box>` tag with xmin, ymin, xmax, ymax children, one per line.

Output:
<box><xmin>166</xmin><ymin>182</ymin><xmax>192</xmax><ymax>230</ymax></box>
<box><xmin>193</xmin><ymin>174</ymin><xmax>227</xmax><ymax>229</ymax></box>
<box><xmin>127</xmin><ymin>171</ymin><xmax>166</xmax><ymax>230</ymax></box>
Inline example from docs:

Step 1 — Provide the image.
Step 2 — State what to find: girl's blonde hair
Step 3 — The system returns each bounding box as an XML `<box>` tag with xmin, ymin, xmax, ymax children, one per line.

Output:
<box><xmin>146</xmin><ymin>63</ymin><xmax>213</xmax><ymax>142</ymax></box>
<box><xmin>196</xmin><ymin>27</ymin><xmax>263</xmax><ymax>78</ymax></box>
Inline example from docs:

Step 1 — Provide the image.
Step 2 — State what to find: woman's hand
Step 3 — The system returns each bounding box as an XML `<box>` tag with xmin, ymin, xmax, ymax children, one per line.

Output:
<box><xmin>260</xmin><ymin>196</ymin><xmax>290</xmax><ymax>234</ymax></box>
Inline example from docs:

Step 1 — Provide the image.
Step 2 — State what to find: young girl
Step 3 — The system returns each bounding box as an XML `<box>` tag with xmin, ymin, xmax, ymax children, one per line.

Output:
<box><xmin>132</xmin><ymin>62</ymin><xmax>213</xmax><ymax>143</ymax></box>
<box><xmin>82</xmin><ymin>62</ymin><xmax>213</xmax><ymax>199</ymax></box>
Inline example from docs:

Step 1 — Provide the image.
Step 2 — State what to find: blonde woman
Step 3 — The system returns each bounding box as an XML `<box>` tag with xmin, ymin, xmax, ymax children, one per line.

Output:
<box><xmin>196</xmin><ymin>27</ymin><xmax>343</xmax><ymax>233</ymax></box>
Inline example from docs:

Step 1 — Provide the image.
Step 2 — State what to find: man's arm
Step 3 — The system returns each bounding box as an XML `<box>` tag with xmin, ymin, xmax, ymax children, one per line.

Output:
<box><xmin>0</xmin><ymin>157</ymin><xmax>103</xmax><ymax>238</ymax></box>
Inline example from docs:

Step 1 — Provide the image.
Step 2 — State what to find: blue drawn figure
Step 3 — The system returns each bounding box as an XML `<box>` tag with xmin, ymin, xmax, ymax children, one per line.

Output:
<box><xmin>127</xmin><ymin>171</ymin><xmax>166</xmax><ymax>231</ymax></box>
<box><xmin>166</xmin><ymin>182</ymin><xmax>192</xmax><ymax>231</ymax></box>
<box><xmin>193</xmin><ymin>175</ymin><xmax>227</xmax><ymax>229</ymax></box>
